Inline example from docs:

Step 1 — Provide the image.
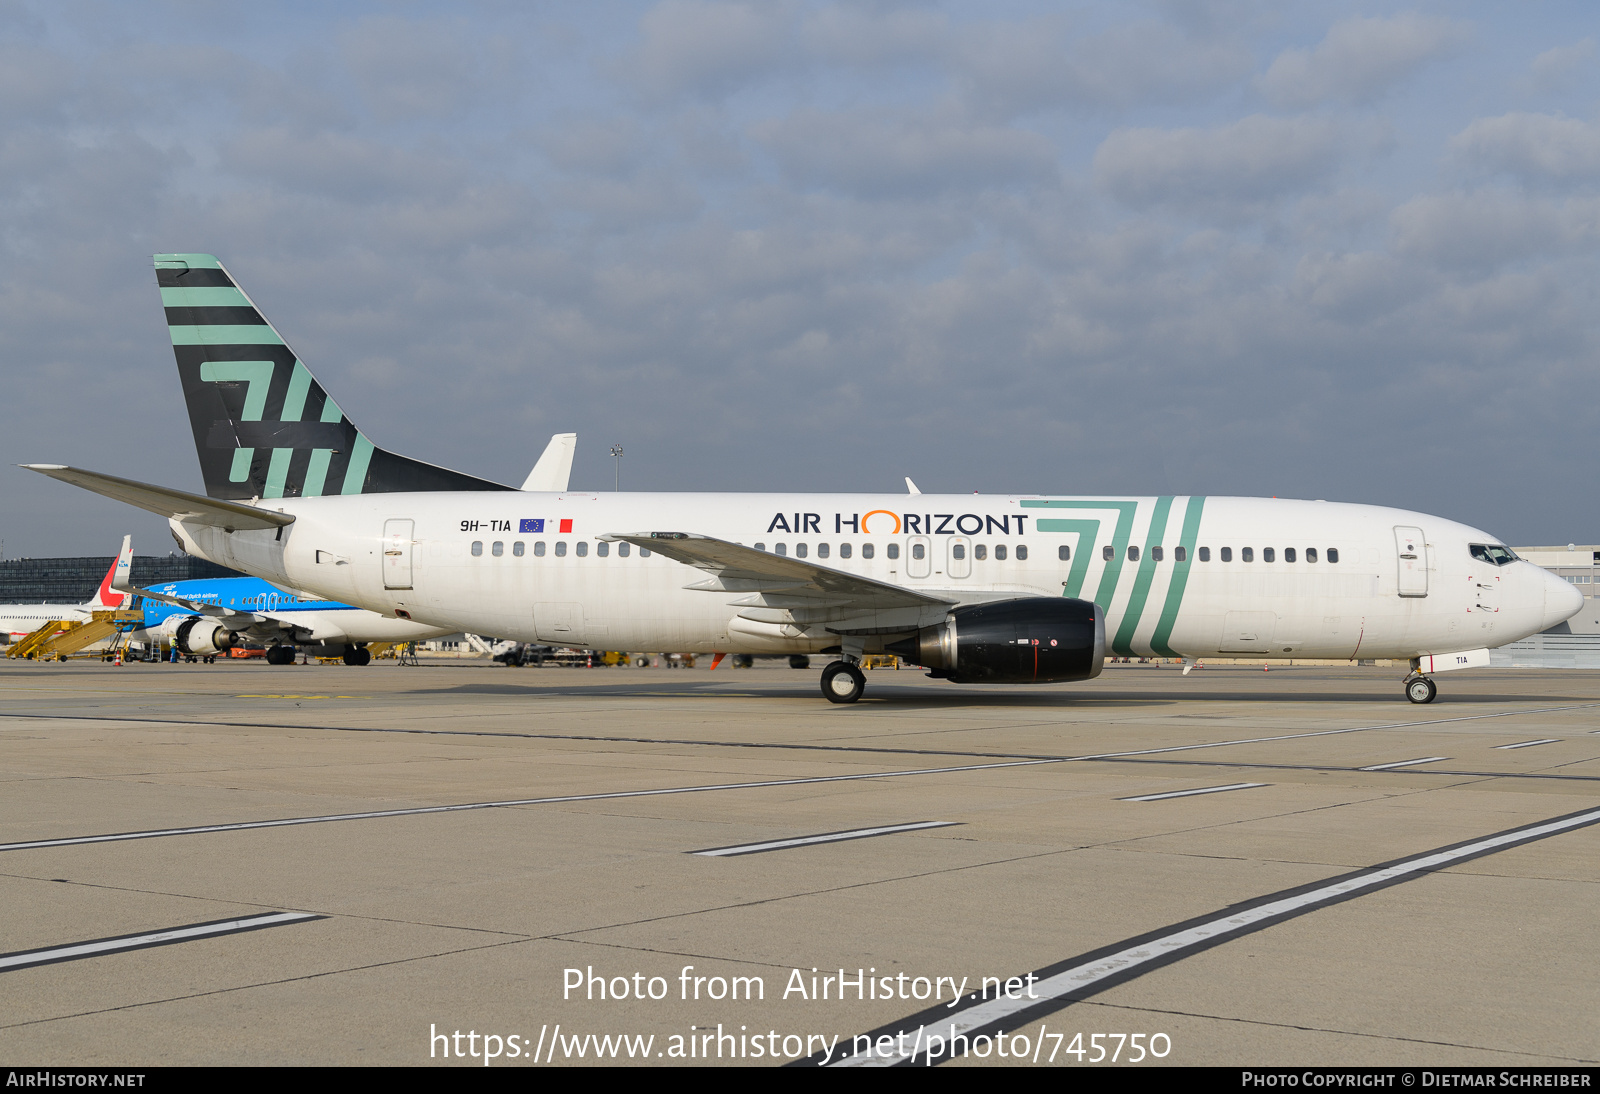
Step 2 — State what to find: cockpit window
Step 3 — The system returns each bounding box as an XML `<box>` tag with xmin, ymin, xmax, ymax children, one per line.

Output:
<box><xmin>1469</xmin><ymin>544</ymin><xmax>1519</xmax><ymax>566</ymax></box>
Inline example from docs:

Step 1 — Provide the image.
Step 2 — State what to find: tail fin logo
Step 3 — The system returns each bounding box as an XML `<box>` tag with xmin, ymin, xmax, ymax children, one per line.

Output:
<box><xmin>155</xmin><ymin>254</ymin><xmax>511</xmax><ymax>501</ymax></box>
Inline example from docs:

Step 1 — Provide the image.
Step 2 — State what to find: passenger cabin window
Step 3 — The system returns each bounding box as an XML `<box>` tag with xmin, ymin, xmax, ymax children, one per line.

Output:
<box><xmin>555</xmin><ymin>541</ymin><xmax>567</xmax><ymax>557</ymax></box>
<box><xmin>995</xmin><ymin>544</ymin><xmax>1007</xmax><ymax>561</ymax></box>
<box><xmin>796</xmin><ymin>543</ymin><xmax>808</xmax><ymax>558</ymax></box>
<box><xmin>1016</xmin><ymin>545</ymin><xmax>1028</xmax><ymax>561</ymax></box>
<box><xmin>1198</xmin><ymin>546</ymin><xmax>1210</xmax><ymax>562</ymax></box>
<box><xmin>534</xmin><ymin>541</ymin><xmax>546</xmax><ymax>556</ymax></box>
<box><xmin>1220</xmin><ymin>547</ymin><xmax>1232</xmax><ymax>562</ymax></box>
<box><xmin>1102</xmin><ymin>545</ymin><xmax>1113</xmax><ymax>561</ymax></box>
<box><xmin>1174</xmin><ymin>546</ymin><xmax>1186</xmax><ymax>562</ymax></box>
<box><xmin>596</xmin><ymin>542</ymin><xmax>609</xmax><ymax>557</ymax></box>
<box><xmin>1306</xmin><ymin>547</ymin><xmax>1316</xmax><ymax>563</ymax></box>
<box><xmin>1327</xmin><ymin>548</ymin><xmax>1339</xmax><ymax>563</ymax></box>
<box><xmin>817</xmin><ymin>543</ymin><xmax>829</xmax><ymax>558</ymax></box>
<box><xmin>618</xmin><ymin>542</ymin><xmax>630</xmax><ymax>557</ymax></box>
<box><xmin>775</xmin><ymin>543</ymin><xmax>787</xmax><ymax>556</ymax></box>
<box><xmin>492</xmin><ymin>541</ymin><xmax>504</xmax><ymax>557</ymax></box>
<box><xmin>1262</xmin><ymin>547</ymin><xmax>1274</xmax><ymax>563</ymax></box>
<box><xmin>911</xmin><ymin>543</ymin><xmax>926</xmax><ymax>560</ymax></box>
<box><xmin>1058</xmin><ymin>545</ymin><xmax>1070</xmax><ymax>561</ymax></box>
<box><xmin>1127</xmin><ymin>546</ymin><xmax>1139</xmax><ymax>562</ymax></box>
<box><xmin>1152</xmin><ymin>546</ymin><xmax>1164</xmax><ymax>562</ymax></box>
<box><xmin>952</xmin><ymin>543</ymin><xmax>966</xmax><ymax>560</ymax></box>
<box><xmin>576</xmin><ymin>541</ymin><xmax>588</xmax><ymax>557</ymax></box>
<box><xmin>471</xmin><ymin>541</ymin><xmax>483</xmax><ymax>556</ymax></box>
<box><xmin>640</xmin><ymin>547</ymin><xmax>651</xmax><ymax>557</ymax></box>
<box><xmin>839</xmin><ymin>543</ymin><xmax>852</xmax><ymax>559</ymax></box>
<box><xmin>976</xmin><ymin>545</ymin><xmax>988</xmax><ymax>561</ymax></box>
<box><xmin>862</xmin><ymin>543</ymin><xmax>875</xmax><ymax>559</ymax></box>
<box><xmin>886</xmin><ymin>543</ymin><xmax>898</xmax><ymax>560</ymax></box>
<box><xmin>1242</xmin><ymin>547</ymin><xmax>1254</xmax><ymax>562</ymax></box>
<box><xmin>1284</xmin><ymin>547</ymin><xmax>1295</xmax><ymax>563</ymax></box>
<box><xmin>513</xmin><ymin>541</ymin><xmax>525</xmax><ymax>557</ymax></box>
<box><xmin>755</xmin><ymin>542</ymin><xmax>766</xmax><ymax>551</ymax></box>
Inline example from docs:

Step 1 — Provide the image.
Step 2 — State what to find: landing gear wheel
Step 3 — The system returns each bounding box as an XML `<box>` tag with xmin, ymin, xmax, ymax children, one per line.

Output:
<box><xmin>266</xmin><ymin>645</ymin><xmax>295</xmax><ymax>666</ymax></box>
<box><xmin>342</xmin><ymin>646</ymin><xmax>371</xmax><ymax>666</ymax></box>
<box><xmin>789</xmin><ymin>655</ymin><xmax>811</xmax><ymax>669</ymax></box>
<box><xmin>1406</xmin><ymin>675</ymin><xmax>1437</xmax><ymax>704</ymax></box>
<box><xmin>821</xmin><ymin>661</ymin><xmax>866</xmax><ymax>704</ymax></box>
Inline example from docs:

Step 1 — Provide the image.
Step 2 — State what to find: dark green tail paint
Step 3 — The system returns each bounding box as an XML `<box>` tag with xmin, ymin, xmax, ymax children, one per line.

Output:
<box><xmin>156</xmin><ymin>254</ymin><xmax>512</xmax><ymax>501</ymax></box>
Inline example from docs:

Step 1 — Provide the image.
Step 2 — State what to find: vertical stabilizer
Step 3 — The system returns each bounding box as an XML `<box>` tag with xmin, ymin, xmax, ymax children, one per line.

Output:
<box><xmin>521</xmin><ymin>433</ymin><xmax>577</xmax><ymax>492</ymax></box>
<box><xmin>155</xmin><ymin>254</ymin><xmax>512</xmax><ymax>500</ymax></box>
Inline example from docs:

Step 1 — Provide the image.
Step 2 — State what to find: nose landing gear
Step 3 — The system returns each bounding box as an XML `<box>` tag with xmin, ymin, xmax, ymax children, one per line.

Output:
<box><xmin>1405</xmin><ymin>674</ymin><xmax>1437</xmax><ymax>704</ymax></box>
<box><xmin>821</xmin><ymin>660</ymin><xmax>866</xmax><ymax>704</ymax></box>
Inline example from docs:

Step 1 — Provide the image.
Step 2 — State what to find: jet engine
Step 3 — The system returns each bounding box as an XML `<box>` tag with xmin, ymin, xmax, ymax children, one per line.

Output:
<box><xmin>173</xmin><ymin>617</ymin><xmax>238</xmax><ymax>657</ymax></box>
<box><xmin>885</xmin><ymin>598</ymin><xmax>1105</xmax><ymax>684</ymax></box>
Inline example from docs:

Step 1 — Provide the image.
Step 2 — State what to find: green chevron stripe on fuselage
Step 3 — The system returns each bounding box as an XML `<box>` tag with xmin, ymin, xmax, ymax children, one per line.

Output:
<box><xmin>1150</xmin><ymin>495</ymin><xmax>1206</xmax><ymax>657</ymax></box>
<box><xmin>1111</xmin><ymin>495</ymin><xmax>1174</xmax><ymax>656</ymax></box>
<box><xmin>1024</xmin><ymin>499</ymin><xmax>1137</xmax><ymax>613</ymax></box>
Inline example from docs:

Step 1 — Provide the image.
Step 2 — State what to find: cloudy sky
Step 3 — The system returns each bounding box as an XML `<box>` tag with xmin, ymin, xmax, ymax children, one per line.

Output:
<box><xmin>3</xmin><ymin>1</ymin><xmax>1598</xmax><ymax>558</ymax></box>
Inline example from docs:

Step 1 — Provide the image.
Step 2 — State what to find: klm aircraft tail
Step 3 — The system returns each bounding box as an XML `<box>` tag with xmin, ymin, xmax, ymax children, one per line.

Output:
<box><xmin>155</xmin><ymin>254</ymin><xmax>512</xmax><ymax>500</ymax></box>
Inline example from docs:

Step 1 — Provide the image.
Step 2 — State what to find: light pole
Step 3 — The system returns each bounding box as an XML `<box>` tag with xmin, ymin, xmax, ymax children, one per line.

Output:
<box><xmin>610</xmin><ymin>446</ymin><xmax>623</xmax><ymax>491</ymax></box>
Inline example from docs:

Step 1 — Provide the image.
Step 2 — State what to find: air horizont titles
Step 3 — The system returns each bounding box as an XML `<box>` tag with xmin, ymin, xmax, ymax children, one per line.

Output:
<box><xmin>768</xmin><ymin>513</ymin><xmax>1030</xmax><ymax>536</ymax></box>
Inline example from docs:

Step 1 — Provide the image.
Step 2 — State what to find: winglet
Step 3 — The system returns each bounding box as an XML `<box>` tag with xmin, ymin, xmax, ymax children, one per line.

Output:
<box><xmin>521</xmin><ymin>433</ymin><xmax>577</xmax><ymax>492</ymax></box>
<box><xmin>905</xmin><ymin>477</ymin><xmax>922</xmax><ymax>495</ymax></box>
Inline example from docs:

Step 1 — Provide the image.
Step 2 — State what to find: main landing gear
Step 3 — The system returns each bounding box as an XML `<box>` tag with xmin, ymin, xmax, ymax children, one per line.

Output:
<box><xmin>1405</xmin><ymin>674</ymin><xmax>1437</xmax><ymax>704</ymax></box>
<box><xmin>265</xmin><ymin>644</ymin><xmax>296</xmax><ymax>666</ymax></box>
<box><xmin>342</xmin><ymin>646</ymin><xmax>372</xmax><ymax>666</ymax></box>
<box><xmin>821</xmin><ymin>660</ymin><xmax>866</xmax><ymax>704</ymax></box>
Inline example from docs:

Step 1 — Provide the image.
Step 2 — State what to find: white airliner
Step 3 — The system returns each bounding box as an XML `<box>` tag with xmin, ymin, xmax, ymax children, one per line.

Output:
<box><xmin>0</xmin><ymin>556</ymin><xmax>125</xmax><ymax>643</ymax></box>
<box><xmin>105</xmin><ymin>536</ymin><xmax>450</xmax><ymax>664</ymax></box>
<box><xmin>23</xmin><ymin>254</ymin><xmax>1583</xmax><ymax>703</ymax></box>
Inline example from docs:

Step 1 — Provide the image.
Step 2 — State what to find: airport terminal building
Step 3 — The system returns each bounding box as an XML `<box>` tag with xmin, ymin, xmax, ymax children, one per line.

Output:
<box><xmin>1497</xmin><ymin>544</ymin><xmax>1600</xmax><ymax>667</ymax></box>
<box><xmin>0</xmin><ymin>554</ymin><xmax>244</xmax><ymax>603</ymax></box>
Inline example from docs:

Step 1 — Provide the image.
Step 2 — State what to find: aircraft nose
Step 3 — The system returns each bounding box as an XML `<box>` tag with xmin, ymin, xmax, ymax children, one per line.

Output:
<box><xmin>1540</xmin><ymin>568</ymin><xmax>1584</xmax><ymax>630</ymax></box>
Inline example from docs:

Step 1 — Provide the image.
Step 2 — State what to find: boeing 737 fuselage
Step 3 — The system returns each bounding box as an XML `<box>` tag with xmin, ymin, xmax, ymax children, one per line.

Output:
<box><xmin>24</xmin><ymin>254</ymin><xmax>1583</xmax><ymax>703</ymax></box>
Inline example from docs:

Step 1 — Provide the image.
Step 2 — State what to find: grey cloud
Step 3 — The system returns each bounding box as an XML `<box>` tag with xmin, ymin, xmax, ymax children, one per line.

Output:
<box><xmin>218</xmin><ymin>126</ymin><xmax>470</xmax><ymax>201</ymax></box>
<box><xmin>627</xmin><ymin>0</ymin><xmax>797</xmax><ymax>97</ymax></box>
<box><xmin>753</xmin><ymin>109</ymin><xmax>1056</xmax><ymax>198</ymax></box>
<box><xmin>1390</xmin><ymin>191</ymin><xmax>1600</xmax><ymax>269</ymax></box>
<box><xmin>1094</xmin><ymin>115</ymin><xmax>1345</xmax><ymax>211</ymax></box>
<box><xmin>339</xmin><ymin>16</ymin><xmax>483</xmax><ymax>122</ymax></box>
<box><xmin>955</xmin><ymin>17</ymin><xmax>1252</xmax><ymax>115</ymax></box>
<box><xmin>1257</xmin><ymin>14</ymin><xmax>1468</xmax><ymax>108</ymax></box>
<box><xmin>1452</xmin><ymin>112</ymin><xmax>1600</xmax><ymax>183</ymax></box>
<box><xmin>1530</xmin><ymin>38</ymin><xmax>1595</xmax><ymax>89</ymax></box>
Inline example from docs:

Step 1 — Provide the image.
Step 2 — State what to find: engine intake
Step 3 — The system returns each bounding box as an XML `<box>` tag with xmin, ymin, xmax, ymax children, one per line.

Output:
<box><xmin>174</xmin><ymin>617</ymin><xmax>237</xmax><ymax>657</ymax></box>
<box><xmin>885</xmin><ymin>597</ymin><xmax>1104</xmax><ymax>684</ymax></box>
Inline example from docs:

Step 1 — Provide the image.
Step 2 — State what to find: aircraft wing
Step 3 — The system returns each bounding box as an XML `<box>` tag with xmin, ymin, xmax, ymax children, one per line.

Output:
<box><xmin>600</xmin><ymin>532</ymin><xmax>955</xmax><ymax>613</ymax></box>
<box><xmin>21</xmin><ymin>465</ymin><xmax>295</xmax><ymax>531</ymax></box>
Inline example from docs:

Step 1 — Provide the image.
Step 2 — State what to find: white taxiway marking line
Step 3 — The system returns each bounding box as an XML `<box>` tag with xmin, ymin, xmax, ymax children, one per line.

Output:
<box><xmin>0</xmin><ymin>912</ymin><xmax>322</xmax><ymax>973</ymax></box>
<box><xmin>3</xmin><ymin>705</ymin><xmax>1588</xmax><ymax>854</ymax></box>
<box><xmin>692</xmin><ymin>821</ymin><xmax>957</xmax><ymax>857</ymax></box>
<box><xmin>1119</xmin><ymin>782</ymin><xmax>1268</xmax><ymax>802</ymax></box>
<box><xmin>1358</xmin><ymin>756</ymin><xmax>1450</xmax><ymax>771</ymax></box>
<box><xmin>1495</xmin><ymin>739</ymin><xmax>1560</xmax><ymax>750</ymax></box>
<box><xmin>815</xmin><ymin>804</ymin><xmax>1600</xmax><ymax>1068</ymax></box>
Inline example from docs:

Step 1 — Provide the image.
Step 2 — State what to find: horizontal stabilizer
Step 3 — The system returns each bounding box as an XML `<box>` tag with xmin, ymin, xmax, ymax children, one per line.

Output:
<box><xmin>22</xmin><ymin>465</ymin><xmax>295</xmax><ymax>530</ymax></box>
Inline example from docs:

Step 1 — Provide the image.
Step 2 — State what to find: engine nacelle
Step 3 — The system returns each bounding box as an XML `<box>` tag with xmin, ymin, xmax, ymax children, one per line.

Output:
<box><xmin>174</xmin><ymin>617</ymin><xmax>237</xmax><ymax>657</ymax></box>
<box><xmin>885</xmin><ymin>597</ymin><xmax>1105</xmax><ymax>684</ymax></box>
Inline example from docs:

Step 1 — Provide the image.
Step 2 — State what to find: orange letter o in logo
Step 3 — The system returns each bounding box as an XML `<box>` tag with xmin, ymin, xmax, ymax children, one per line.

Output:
<box><xmin>861</xmin><ymin>510</ymin><xmax>901</xmax><ymax>534</ymax></box>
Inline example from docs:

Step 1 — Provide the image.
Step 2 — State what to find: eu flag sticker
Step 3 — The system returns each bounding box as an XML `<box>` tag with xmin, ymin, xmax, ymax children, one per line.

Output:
<box><xmin>519</xmin><ymin>518</ymin><xmax>544</xmax><ymax>533</ymax></box>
